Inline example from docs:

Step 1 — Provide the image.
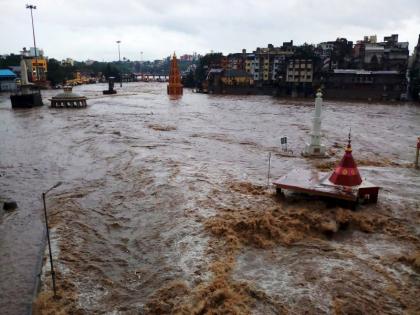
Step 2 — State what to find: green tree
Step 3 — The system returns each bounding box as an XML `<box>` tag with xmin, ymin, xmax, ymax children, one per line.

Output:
<box><xmin>195</xmin><ymin>53</ymin><xmax>223</xmax><ymax>85</ymax></box>
<box><xmin>0</xmin><ymin>54</ymin><xmax>21</xmax><ymax>68</ymax></box>
<box><xmin>410</xmin><ymin>68</ymin><xmax>420</xmax><ymax>101</ymax></box>
<box><xmin>104</xmin><ymin>63</ymin><xmax>119</xmax><ymax>78</ymax></box>
<box><xmin>47</xmin><ymin>58</ymin><xmax>65</xmax><ymax>85</ymax></box>
<box><xmin>182</xmin><ymin>69</ymin><xmax>195</xmax><ymax>88</ymax></box>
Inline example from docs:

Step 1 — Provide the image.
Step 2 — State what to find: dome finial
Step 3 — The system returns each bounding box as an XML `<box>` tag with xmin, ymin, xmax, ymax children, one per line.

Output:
<box><xmin>346</xmin><ymin>128</ymin><xmax>352</xmax><ymax>152</ymax></box>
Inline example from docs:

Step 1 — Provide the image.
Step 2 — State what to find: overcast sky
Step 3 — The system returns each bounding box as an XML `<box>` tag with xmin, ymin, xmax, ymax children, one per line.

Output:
<box><xmin>2</xmin><ymin>0</ymin><xmax>420</xmax><ymax>62</ymax></box>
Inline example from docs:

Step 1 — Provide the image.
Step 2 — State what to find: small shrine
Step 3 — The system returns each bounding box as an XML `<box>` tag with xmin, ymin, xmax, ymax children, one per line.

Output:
<box><xmin>302</xmin><ymin>90</ymin><xmax>326</xmax><ymax>157</ymax></box>
<box><xmin>50</xmin><ymin>86</ymin><xmax>87</xmax><ymax>108</ymax></box>
<box><xmin>274</xmin><ymin>133</ymin><xmax>380</xmax><ymax>208</ymax></box>
<box><xmin>167</xmin><ymin>53</ymin><xmax>183</xmax><ymax>96</ymax></box>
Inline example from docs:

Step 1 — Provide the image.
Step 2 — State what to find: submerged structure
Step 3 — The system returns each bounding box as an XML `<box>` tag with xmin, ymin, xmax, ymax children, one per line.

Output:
<box><xmin>10</xmin><ymin>58</ymin><xmax>43</xmax><ymax>108</ymax></box>
<box><xmin>302</xmin><ymin>90</ymin><xmax>326</xmax><ymax>157</ymax></box>
<box><xmin>103</xmin><ymin>77</ymin><xmax>117</xmax><ymax>95</ymax></box>
<box><xmin>274</xmin><ymin>133</ymin><xmax>379</xmax><ymax>208</ymax></box>
<box><xmin>50</xmin><ymin>86</ymin><xmax>87</xmax><ymax>108</ymax></box>
<box><xmin>167</xmin><ymin>53</ymin><xmax>183</xmax><ymax>96</ymax></box>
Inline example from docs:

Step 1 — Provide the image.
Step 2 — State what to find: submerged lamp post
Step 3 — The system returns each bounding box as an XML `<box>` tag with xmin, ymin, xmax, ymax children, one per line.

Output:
<box><xmin>116</xmin><ymin>40</ymin><xmax>122</xmax><ymax>87</ymax></box>
<box><xmin>26</xmin><ymin>4</ymin><xmax>39</xmax><ymax>81</ymax></box>
<box><xmin>42</xmin><ymin>181</ymin><xmax>62</xmax><ymax>297</ymax></box>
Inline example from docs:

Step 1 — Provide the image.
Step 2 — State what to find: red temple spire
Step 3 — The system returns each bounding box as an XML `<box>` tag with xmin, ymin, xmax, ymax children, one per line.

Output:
<box><xmin>328</xmin><ymin>131</ymin><xmax>362</xmax><ymax>187</ymax></box>
<box><xmin>167</xmin><ymin>52</ymin><xmax>183</xmax><ymax>96</ymax></box>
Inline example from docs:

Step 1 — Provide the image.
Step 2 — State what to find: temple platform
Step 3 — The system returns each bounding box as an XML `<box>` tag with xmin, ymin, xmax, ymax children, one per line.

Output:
<box><xmin>10</xmin><ymin>92</ymin><xmax>43</xmax><ymax>108</ymax></box>
<box><xmin>273</xmin><ymin>169</ymin><xmax>379</xmax><ymax>208</ymax></box>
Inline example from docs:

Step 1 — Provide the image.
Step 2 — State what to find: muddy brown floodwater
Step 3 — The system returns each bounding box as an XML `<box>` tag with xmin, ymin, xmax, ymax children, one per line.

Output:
<box><xmin>1</xmin><ymin>82</ymin><xmax>419</xmax><ymax>315</ymax></box>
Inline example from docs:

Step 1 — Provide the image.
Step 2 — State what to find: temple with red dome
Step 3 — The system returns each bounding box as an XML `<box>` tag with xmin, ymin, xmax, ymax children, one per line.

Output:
<box><xmin>329</xmin><ymin>132</ymin><xmax>362</xmax><ymax>187</ymax></box>
<box><xmin>167</xmin><ymin>53</ymin><xmax>183</xmax><ymax>96</ymax></box>
<box><xmin>273</xmin><ymin>132</ymin><xmax>380</xmax><ymax>208</ymax></box>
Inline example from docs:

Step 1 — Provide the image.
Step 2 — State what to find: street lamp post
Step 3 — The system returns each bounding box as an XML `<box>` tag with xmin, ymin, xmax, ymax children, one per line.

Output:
<box><xmin>140</xmin><ymin>51</ymin><xmax>143</xmax><ymax>75</ymax></box>
<box><xmin>42</xmin><ymin>181</ymin><xmax>62</xmax><ymax>298</ymax></box>
<box><xmin>116</xmin><ymin>40</ymin><xmax>122</xmax><ymax>87</ymax></box>
<box><xmin>26</xmin><ymin>4</ymin><xmax>39</xmax><ymax>82</ymax></box>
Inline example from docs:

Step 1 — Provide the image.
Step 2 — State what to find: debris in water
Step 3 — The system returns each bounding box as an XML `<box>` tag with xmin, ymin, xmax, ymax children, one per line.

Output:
<box><xmin>147</xmin><ymin>124</ymin><xmax>177</xmax><ymax>132</ymax></box>
<box><xmin>3</xmin><ymin>199</ymin><xmax>18</xmax><ymax>211</ymax></box>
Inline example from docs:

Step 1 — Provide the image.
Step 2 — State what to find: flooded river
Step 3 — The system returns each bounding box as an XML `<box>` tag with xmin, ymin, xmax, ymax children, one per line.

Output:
<box><xmin>0</xmin><ymin>83</ymin><xmax>419</xmax><ymax>314</ymax></box>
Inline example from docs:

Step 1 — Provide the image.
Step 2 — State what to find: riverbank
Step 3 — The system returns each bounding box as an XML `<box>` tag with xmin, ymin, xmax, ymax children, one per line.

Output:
<box><xmin>193</xmin><ymin>85</ymin><xmax>419</xmax><ymax>102</ymax></box>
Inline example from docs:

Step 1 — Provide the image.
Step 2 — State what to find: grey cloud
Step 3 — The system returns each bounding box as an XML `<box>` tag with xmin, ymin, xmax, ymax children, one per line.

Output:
<box><xmin>1</xmin><ymin>0</ymin><xmax>419</xmax><ymax>60</ymax></box>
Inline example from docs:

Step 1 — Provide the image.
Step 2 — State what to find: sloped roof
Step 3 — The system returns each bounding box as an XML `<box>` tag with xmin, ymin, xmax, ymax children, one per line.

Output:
<box><xmin>208</xmin><ymin>68</ymin><xmax>224</xmax><ymax>74</ymax></box>
<box><xmin>0</xmin><ymin>69</ymin><xmax>17</xmax><ymax>78</ymax></box>
<box><xmin>333</xmin><ymin>69</ymin><xmax>399</xmax><ymax>75</ymax></box>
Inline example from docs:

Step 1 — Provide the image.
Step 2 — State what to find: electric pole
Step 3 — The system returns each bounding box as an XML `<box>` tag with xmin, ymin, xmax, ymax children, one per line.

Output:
<box><xmin>26</xmin><ymin>4</ymin><xmax>39</xmax><ymax>81</ymax></box>
<box><xmin>116</xmin><ymin>40</ymin><xmax>122</xmax><ymax>87</ymax></box>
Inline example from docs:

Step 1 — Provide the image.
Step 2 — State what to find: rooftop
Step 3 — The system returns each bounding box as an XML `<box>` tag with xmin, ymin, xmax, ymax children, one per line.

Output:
<box><xmin>223</xmin><ymin>69</ymin><xmax>253</xmax><ymax>77</ymax></box>
<box><xmin>0</xmin><ymin>69</ymin><xmax>17</xmax><ymax>78</ymax></box>
<box><xmin>333</xmin><ymin>69</ymin><xmax>399</xmax><ymax>75</ymax></box>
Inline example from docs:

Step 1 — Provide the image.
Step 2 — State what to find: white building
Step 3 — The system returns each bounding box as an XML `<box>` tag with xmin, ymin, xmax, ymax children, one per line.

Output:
<box><xmin>61</xmin><ymin>58</ymin><xmax>74</xmax><ymax>66</ymax></box>
<box><xmin>29</xmin><ymin>47</ymin><xmax>44</xmax><ymax>57</ymax></box>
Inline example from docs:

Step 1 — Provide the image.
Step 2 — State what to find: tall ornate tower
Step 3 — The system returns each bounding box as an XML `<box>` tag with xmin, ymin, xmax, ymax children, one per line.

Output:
<box><xmin>302</xmin><ymin>90</ymin><xmax>326</xmax><ymax>157</ymax></box>
<box><xmin>167</xmin><ymin>53</ymin><xmax>183</xmax><ymax>96</ymax></box>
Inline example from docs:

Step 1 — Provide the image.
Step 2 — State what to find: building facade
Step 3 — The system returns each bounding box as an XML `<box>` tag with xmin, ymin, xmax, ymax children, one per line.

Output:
<box><xmin>286</xmin><ymin>59</ymin><xmax>313</xmax><ymax>83</ymax></box>
<box><xmin>252</xmin><ymin>42</ymin><xmax>295</xmax><ymax>85</ymax></box>
<box><xmin>0</xmin><ymin>69</ymin><xmax>17</xmax><ymax>91</ymax></box>
<box><xmin>20</xmin><ymin>47</ymin><xmax>48</xmax><ymax>82</ymax></box>
<box><xmin>322</xmin><ymin>69</ymin><xmax>406</xmax><ymax>100</ymax></box>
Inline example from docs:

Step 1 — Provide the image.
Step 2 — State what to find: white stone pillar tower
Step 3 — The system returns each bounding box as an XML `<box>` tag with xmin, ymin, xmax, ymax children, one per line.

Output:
<box><xmin>302</xmin><ymin>90</ymin><xmax>326</xmax><ymax>157</ymax></box>
<box><xmin>20</xmin><ymin>59</ymin><xmax>29</xmax><ymax>85</ymax></box>
<box><xmin>20</xmin><ymin>58</ymin><xmax>32</xmax><ymax>94</ymax></box>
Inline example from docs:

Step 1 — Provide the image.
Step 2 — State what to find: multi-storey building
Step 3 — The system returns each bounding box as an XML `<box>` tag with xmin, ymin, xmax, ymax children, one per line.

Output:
<box><xmin>252</xmin><ymin>41</ymin><xmax>295</xmax><ymax>85</ymax></box>
<box><xmin>286</xmin><ymin>59</ymin><xmax>313</xmax><ymax>83</ymax></box>
<box><xmin>226</xmin><ymin>49</ymin><xmax>247</xmax><ymax>70</ymax></box>
<box><xmin>272</xmin><ymin>55</ymin><xmax>288</xmax><ymax>81</ymax></box>
<box><xmin>316</xmin><ymin>38</ymin><xmax>353</xmax><ymax>70</ymax></box>
<box><xmin>317</xmin><ymin>41</ymin><xmax>335</xmax><ymax>59</ymax></box>
<box><xmin>381</xmin><ymin>35</ymin><xmax>409</xmax><ymax>72</ymax></box>
<box><xmin>354</xmin><ymin>34</ymin><xmax>408</xmax><ymax>72</ymax></box>
<box><xmin>245</xmin><ymin>54</ymin><xmax>259</xmax><ymax>81</ymax></box>
<box><xmin>61</xmin><ymin>58</ymin><xmax>74</xmax><ymax>67</ymax></box>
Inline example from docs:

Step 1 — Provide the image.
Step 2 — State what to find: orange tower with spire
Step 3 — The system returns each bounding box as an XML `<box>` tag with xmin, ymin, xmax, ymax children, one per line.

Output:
<box><xmin>167</xmin><ymin>53</ymin><xmax>183</xmax><ymax>96</ymax></box>
<box><xmin>329</xmin><ymin>132</ymin><xmax>362</xmax><ymax>187</ymax></box>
